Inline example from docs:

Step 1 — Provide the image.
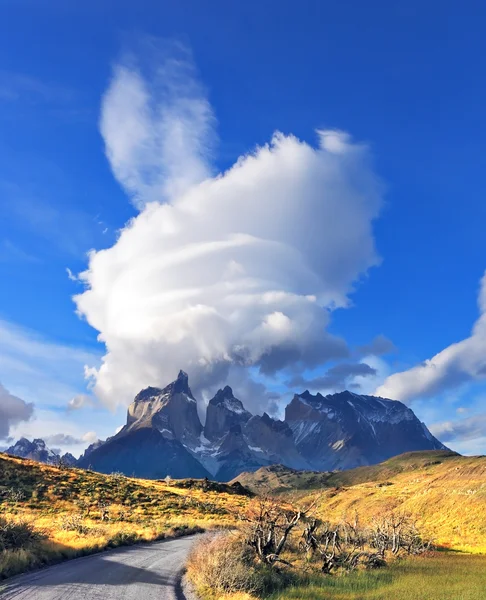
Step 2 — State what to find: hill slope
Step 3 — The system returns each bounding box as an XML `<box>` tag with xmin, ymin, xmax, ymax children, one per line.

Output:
<box><xmin>0</xmin><ymin>452</ymin><xmax>249</xmax><ymax>580</ymax></box>
<box><xmin>235</xmin><ymin>450</ymin><xmax>486</xmax><ymax>552</ymax></box>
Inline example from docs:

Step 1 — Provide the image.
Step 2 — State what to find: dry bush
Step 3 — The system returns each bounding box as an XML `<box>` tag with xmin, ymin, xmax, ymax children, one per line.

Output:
<box><xmin>188</xmin><ymin>532</ymin><xmax>258</xmax><ymax>594</ymax></box>
<box><xmin>238</xmin><ymin>495</ymin><xmax>315</xmax><ymax>566</ymax></box>
<box><xmin>59</xmin><ymin>514</ymin><xmax>89</xmax><ymax>535</ymax></box>
<box><xmin>0</xmin><ymin>518</ymin><xmax>44</xmax><ymax>551</ymax></box>
<box><xmin>299</xmin><ymin>510</ymin><xmax>432</xmax><ymax>574</ymax></box>
<box><xmin>187</xmin><ymin>531</ymin><xmax>296</xmax><ymax>597</ymax></box>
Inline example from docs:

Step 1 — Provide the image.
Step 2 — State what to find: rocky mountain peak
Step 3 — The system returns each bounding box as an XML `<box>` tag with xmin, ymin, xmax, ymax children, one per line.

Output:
<box><xmin>204</xmin><ymin>386</ymin><xmax>251</xmax><ymax>442</ymax></box>
<box><xmin>211</xmin><ymin>385</ymin><xmax>235</xmax><ymax>404</ymax></box>
<box><xmin>173</xmin><ymin>369</ymin><xmax>192</xmax><ymax>395</ymax></box>
<box><xmin>134</xmin><ymin>386</ymin><xmax>164</xmax><ymax>403</ymax></box>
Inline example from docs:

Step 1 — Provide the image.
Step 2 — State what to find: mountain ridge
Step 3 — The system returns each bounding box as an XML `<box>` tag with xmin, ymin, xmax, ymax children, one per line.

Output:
<box><xmin>78</xmin><ymin>371</ymin><xmax>446</xmax><ymax>480</ymax></box>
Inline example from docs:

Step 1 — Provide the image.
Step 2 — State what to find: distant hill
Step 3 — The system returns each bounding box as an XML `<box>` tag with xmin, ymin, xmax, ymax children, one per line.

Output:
<box><xmin>235</xmin><ymin>450</ymin><xmax>486</xmax><ymax>552</ymax></box>
<box><xmin>78</xmin><ymin>370</ymin><xmax>446</xmax><ymax>480</ymax></box>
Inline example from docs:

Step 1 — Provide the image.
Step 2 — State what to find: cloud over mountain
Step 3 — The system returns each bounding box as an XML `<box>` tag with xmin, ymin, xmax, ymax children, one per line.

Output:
<box><xmin>75</xmin><ymin>43</ymin><xmax>384</xmax><ymax>411</ymax></box>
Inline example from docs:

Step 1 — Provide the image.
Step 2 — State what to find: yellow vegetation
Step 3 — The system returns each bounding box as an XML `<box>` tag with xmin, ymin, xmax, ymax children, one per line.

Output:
<box><xmin>302</xmin><ymin>452</ymin><xmax>486</xmax><ymax>553</ymax></box>
<box><xmin>0</xmin><ymin>453</ymin><xmax>249</xmax><ymax>579</ymax></box>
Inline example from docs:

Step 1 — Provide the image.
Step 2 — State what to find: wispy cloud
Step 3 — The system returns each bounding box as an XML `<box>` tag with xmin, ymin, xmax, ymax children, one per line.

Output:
<box><xmin>0</xmin><ymin>239</ymin><xmax>40</xmax><ymax>263</ymax></box>
<box><xmin>0</xmin><ymin>319</ymin><xmax>99</xmax><ymax>407</ymax></box>
<box><xmin>0</xmin><ymin>71</ymin><xmax>75</xmax><ymax>105</ymax></box>
<box><xmin>100</xmin><ymin>39</ymin><xmax>216</xmax><ymax>208</ymax></box>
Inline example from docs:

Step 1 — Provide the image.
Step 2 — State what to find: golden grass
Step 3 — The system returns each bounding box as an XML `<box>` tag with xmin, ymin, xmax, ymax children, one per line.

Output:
<box><xmin>0</xmin><ymin>453</ymin><xmax>249</xmax><ymax>579</ymax></box>
<box><xmin>295</xmin><ymin>453</ymin><xmax>486</xmax><ymax>553</ymax></box>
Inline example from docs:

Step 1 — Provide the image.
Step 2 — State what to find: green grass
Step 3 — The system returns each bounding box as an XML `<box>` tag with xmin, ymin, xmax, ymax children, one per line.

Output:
<box><xmin>267</xmin><ymin>553</ymin><xmax>486</xmax><ymax>600</ymax></box>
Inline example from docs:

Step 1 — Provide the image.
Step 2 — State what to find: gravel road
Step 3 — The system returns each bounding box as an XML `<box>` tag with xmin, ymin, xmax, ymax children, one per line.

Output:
<box><xmin>0</xmin><ymin>535</ymin><xmax>200</xmax><ymax>600</ymax></box>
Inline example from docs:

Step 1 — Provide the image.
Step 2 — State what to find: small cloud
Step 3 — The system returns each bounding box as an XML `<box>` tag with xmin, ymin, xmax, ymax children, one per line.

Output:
<box><xmin>377</xmin><ymin>271</ymin><xmax>486</xmax><ymax>403</ymax></box>
<box><xmin>430</xmin><ymin>413</ymin><xmax>486</xmax><ymax>444</ymax></box>
<box><xmin>82</xmin><ymin>431</ymin><xmax>98</xmax><ymax>444</ymax></box>
<box><xmin>0</xmin><ymin>382</ymin><xmax>34</xmax><ymax>440</ymax></box>
<box><xmin>44</xmin><ymin>433</ymin><xmax>83</xmax><ymax>446</ymax></box>
<box><xmin>44</xmin><ymin>431</ymin><xmax>98</xmax><ymax>447</ymax></box>
<box><xmin>67</xmin><ymin>394</ymin><xmax>93</xmax><ymax>411</ymax></box>
<box><xmin>358</xmin><ymin>334</ymin><xmax>396</xmax><ymax>357</ymax></box>
<box><xmin>66</xmin><ymin>267</ymin><xmax>79</xmax><ymax>282</ymax></box>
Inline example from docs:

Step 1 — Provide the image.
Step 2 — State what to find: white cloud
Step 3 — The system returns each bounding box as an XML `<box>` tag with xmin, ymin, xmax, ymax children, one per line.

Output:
<box><xmin>66</xmin><ymin>267</ymin><xmax>79</xmax><ymax>282</ymax></box>
<box><xmin>430</xmin><ymin>413</ymin><xmax>486</xmax><ymax>444</ymax></box>
<box><xmin>377</xmin><ymin>272</ymin><xmax>486</xmax><ymax>403</ymax></box>
<box><xmin>74</xmin><ymin>45</ymin><xmax>384</xmax><ymax>412</ymax></box>
<box><xmin>0</xmin><ymin>382</ymin><xmax>34</xmax><ymax>439</ymax></box>
<box><xmin>100</xmin><ymin>41</ymin><xmax>215</xmax><ymax>209</ymax></box>
<box><xmin>67</xmin><ymin>394</ymin><xmax>93</xmax><ymax>411</ymax></box>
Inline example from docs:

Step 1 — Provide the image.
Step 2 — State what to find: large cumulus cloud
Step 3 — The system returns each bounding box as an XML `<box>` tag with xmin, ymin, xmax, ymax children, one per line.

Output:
<box><xmin>74</xmin><ymin>46</ymin><xmax>384</xmax><ymax>411</ymax></box>
<box><xmin>377</xmin><ymin>272</ymin><xmax>486</xmax><ymax>403</ymax></box>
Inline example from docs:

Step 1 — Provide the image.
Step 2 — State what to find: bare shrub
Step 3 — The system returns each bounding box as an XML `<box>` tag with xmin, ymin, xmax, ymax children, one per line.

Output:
<box><xmin>369</xmin><ymin>511</ymin><xmax>431</xmax><ymax>556</ymax></box>
<box><xmin>2</xmin><ymin>487</ymin><xmax>26</xmax><ymax>503</ymax></box>
<box><xmin>298</xmin><ymin>510</ymin><xmax>431</xmax><ymax>573</ymax></box>
<box><xmin>59</xmin><ymin>514</ymin><xmax>89</xmax><ymax>534</ymax></box>
<box><xmin>239</xmin><ymin>495</ymin><xmax>305</xmax><ymax>566</ymax></box>
<box><xmin>0</xmin><ymin>518</ymin><xmax>44</xmax><ymax>550</ymax></box>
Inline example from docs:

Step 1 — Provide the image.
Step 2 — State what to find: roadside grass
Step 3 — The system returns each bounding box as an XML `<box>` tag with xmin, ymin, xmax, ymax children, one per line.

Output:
<box><xmin>267</xmin><ymin>553</ymin><xmax>486</xmax><ymax>600</ymax></box>
<box><xmin>0</xmin><ymin>453</ymin><xmax>248</xmax><ymax>580</ymax></box>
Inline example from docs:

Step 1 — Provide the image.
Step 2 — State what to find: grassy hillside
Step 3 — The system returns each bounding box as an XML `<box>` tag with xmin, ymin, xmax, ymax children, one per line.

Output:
<box><xmin>233</xmin><ymin>450</ymin><xmax>460</xmax><ymax>494</ymax></box>
<box><xmin>234</xmin><ymin>450</ymin><xmax>486</xmax><ymax>552</ymax></box>
<box><xmin>0</xmin><ymin>452</ymin><xmax>249</xmax><ymax>579</ymax></box>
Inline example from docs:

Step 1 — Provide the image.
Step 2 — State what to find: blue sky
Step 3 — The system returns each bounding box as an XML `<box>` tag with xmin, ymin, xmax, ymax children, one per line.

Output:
<box><xmin>1</xmin><ymin>0</ymin><xmax>486</xmax><ymax>456</ymax></box>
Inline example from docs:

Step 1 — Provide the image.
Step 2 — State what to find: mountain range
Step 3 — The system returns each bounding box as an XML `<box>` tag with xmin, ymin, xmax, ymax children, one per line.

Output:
<box><xmin>75</xmin><ymin>370</ymin><xmax>445</xmax><ymax>480</ymax></box>
<box><xmin>5</xmin><ymin>370</ymin><xmax>446</xmax><ymax>481</ymax></box>
<box><xmin>5</xmin><ymin>438</ymin><xmax>77</xmax><ymax>467</ymax></box>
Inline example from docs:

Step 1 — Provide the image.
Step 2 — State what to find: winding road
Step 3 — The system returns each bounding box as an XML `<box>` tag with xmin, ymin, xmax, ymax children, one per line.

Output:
<box><xmin>0</xmin><ymin>535</ymin><xmax>199</xmax><ymax>600</ymax></box>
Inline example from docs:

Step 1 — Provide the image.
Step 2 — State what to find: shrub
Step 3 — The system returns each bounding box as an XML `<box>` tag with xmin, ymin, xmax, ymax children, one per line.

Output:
<box><xmin>0</xmin><ymin>518</ymin><xmax>44</xmax><ymax>551</ymax></box>
<box><xmin>187</xmin><ymin>532</ymin><xmax>294</xmax><ymax>597</ymax></box>
<box><xmin>188</xmin><ymin>533</ymin><xmax>258</xmax><ymax>594</ymax></box>
<box><xmin>59</xmin><ymin>514</ymin><xmax>89</xmax><ymax>535</ymax></box>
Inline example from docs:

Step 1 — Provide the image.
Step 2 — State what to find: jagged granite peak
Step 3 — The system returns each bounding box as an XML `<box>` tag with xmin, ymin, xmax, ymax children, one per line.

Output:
<box><xmin>126</xmin><ymin>371</ymin><xmax>201</xmax><ymax>445</ymax></box>
<box><xmin>6</xmin><ymin>438</ymin><xmax>63</xmax><ymax>466</ymax></box>
<box><xmin>204</xmin><ymin>386</ymin><xmax>251</xmax><ymax>442</ymax></box>
<box><xmin>285</xmin><ymin>390</ymin><xmax>446</xmax><ymax>471</ymax></box>
<box><xmin>211</xmin><ymin>385</ymin><xmax>234</xmax><ymax>403</ymax></box>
